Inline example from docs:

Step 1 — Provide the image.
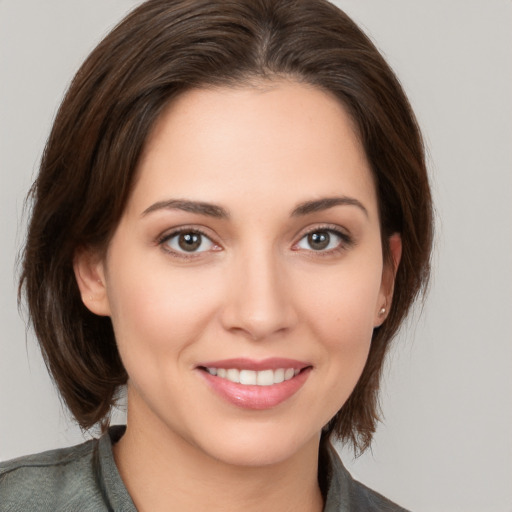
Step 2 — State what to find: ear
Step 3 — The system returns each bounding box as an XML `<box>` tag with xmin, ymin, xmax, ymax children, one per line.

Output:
<box><xmin>73</xmin><ymin>247</ymin><xmax>111</xmax><ymax>316</ymax></box>
<box><xmin>374</xmin><ymin>233</ymin><xmax>402</xmax><ymax>327</ymax></box>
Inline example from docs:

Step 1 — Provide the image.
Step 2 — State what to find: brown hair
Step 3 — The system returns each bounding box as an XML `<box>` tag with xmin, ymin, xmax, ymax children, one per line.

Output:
<box><xmin>20</xmin><ymin>0</ymin><xmax>433</xmax><ymax>452</ymax></box>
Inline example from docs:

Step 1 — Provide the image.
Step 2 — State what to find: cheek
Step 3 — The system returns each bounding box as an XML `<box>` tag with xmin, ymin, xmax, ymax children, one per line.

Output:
<box><xmin>104</xmin><ymin>254</ymin><xmax>223</xmax><ymax>369</ymax></box>
<box><xmin>296</xmin><ymin>257</ymin><xmax>383</xmax><ymax>397</ymax></box>
<box><xmin>301</xmin><ymin>259</ymin><xmax>382</xmax><ymax>343</ymax></box>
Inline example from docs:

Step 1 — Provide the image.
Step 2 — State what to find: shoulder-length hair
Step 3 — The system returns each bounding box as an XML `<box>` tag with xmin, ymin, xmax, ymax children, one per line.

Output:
<box><xmin>20</xmin><ymin>0</ymin><xmax>433</xmax><ymax>453</ymax></box>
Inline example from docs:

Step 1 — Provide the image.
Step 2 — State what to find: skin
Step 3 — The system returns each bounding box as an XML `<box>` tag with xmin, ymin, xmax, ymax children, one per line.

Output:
<box><xmin>75</xmin><ymin>80</ymin><xmax>401</xmax><ymax>512</ymax></box>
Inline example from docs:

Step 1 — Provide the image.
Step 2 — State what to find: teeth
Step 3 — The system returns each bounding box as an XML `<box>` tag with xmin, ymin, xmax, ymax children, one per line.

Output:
<box><xmin>256</xmin><ymin>369</ymin><xmax>274</xmax><ymax>386</ymax></box>
<box><xmin>206</xmin><ymin>367</ymin><xmax>300</xmax><ymax>386</ymax></box>
<box><xmin>226</xmin><ymin>368</ymin><xmax>240</xmax><ymax>383</ymax></box>
<box><xmin>274</xmin><ymin>368</ymin><xmax>285</xmax><ymax>383</ymax></box>
<box><xmin>239</xmin><ymin>369</ymin><xmax>257</xmax><ymax>385</ymax></box>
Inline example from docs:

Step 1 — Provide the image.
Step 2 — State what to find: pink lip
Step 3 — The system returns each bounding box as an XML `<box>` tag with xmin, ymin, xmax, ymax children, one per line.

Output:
<box><xmin>196</xmin><ymin>358</ymin><xmax>312</xmax><ymax>410</ymax></box>
<box><xmin>199</xmin><ymin>357</ymin><xmax>308</xmax><ymax>371</ymax></box>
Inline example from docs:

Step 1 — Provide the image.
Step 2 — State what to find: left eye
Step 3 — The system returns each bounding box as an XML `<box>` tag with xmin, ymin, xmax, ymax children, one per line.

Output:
<box><xmin>296</xmin><ymin>230</ymin><xmax>344</xmax><ymax>252</ymax></box>
<box><xmin>163</xmin><ymin>231</ymin><xmax>215</xmax><ymax>253</ymax></box>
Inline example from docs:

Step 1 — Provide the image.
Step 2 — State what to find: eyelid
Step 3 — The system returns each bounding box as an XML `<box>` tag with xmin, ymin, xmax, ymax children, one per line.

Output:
<box><xmin>157</xmin><ymin>225</ymin><xmax>222</xmax><ymax>258</ymax></box>
<box><xmin>292</xmin><ymin>224</ymin><xmax>354</xmax><ymax>253</ymax></box>
<box><xmin>155</xmin><ymin>223</ymin><xmax>353</xmax><ymax>259</ymax></box>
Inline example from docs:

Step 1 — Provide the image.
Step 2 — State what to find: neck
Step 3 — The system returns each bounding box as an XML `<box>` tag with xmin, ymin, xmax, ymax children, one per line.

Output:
<box><xmin>113</xmin><ymin>392</ymin><xmax>324</xmax><ymax>512</ymax></box>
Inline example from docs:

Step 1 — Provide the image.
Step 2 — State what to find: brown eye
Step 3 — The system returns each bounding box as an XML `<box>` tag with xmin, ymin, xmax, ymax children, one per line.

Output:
<box><xmin>296</xmin><ymin>229</ymin><xmax>348</xmax><ymax>253</ymax></box>
<box><xmin>307</xmin><ymin>231</ymin><xmax>330</xmax><ymax>250</ymax></box>
<box><xmin>163</xmin><ymin>230</ymin><xmax>214</xmax><ymax>254</ymax></box>
<box><xmin>178</xmin><ymin>232</ymin><xmax>202</xmax><ymax>251</ymax></box>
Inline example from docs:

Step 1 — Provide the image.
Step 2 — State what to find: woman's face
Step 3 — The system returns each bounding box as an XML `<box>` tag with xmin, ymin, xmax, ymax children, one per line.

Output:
<box><xmin>78</xmin><ymin>81</ymin><xmax>397</xmax><ymax>467</ymax></box>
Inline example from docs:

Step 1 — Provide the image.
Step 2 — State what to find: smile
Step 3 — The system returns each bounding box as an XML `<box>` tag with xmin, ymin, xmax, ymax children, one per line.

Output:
<box><xmin>198</xmin><ymin>358</ymin><xmax>312</xmax><ymax>410</ymax></box>
<box><xmin>204</xmin><ymin>367</ymin><xmax>300</xmax><ymax>386</ymax></box>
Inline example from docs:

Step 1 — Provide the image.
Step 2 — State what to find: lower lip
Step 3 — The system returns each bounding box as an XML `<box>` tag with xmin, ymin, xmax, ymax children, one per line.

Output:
<box><xmin>199</xmin><ymin>368</ymin><xmax>311</xmax><ymax>410</ymax></box>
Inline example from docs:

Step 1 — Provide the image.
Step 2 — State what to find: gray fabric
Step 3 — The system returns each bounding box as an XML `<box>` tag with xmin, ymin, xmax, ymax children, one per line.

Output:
<box><xmin>322</xmin><ymin>446</ymin><xmax>410</xmax><ymax>512</ymax></box>
<box><xmin>0</xmin><ymin>426</ymin><xmax>409</xmax><ymax>511</ymax></box>
<box><xmin>0</xmin><ymin>426</ymin><xmax>135</xmax><ymax>512</ymax></box>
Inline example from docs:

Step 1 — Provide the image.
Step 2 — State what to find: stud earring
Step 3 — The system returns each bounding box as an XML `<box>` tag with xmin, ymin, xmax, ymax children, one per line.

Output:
<box><xmin>378</xmin><ymin>307</ymin><xmax>386</xmax><ymax>316</ymax></box>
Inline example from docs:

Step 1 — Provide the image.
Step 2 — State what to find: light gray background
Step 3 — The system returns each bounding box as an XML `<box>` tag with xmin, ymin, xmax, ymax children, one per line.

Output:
<box><xmin>1</xmin><ymin>1</ymin><xmax>511</xmax><ymax>511</ymax></box>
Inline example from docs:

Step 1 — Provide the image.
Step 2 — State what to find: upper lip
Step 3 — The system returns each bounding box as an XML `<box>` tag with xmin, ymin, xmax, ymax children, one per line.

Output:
<box><xmin>197</xmin><ymin>357</ymin><xmax>310</xmax><ymax>371</ymax></box>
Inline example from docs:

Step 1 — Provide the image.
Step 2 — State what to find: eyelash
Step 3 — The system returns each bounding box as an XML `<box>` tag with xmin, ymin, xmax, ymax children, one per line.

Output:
<box><xmin>293</xmin><ymin>225</ymin><xmax>354</xmax><ymax>256</ymax></box>
<box><xmin>157</xmin><ymin>224</ymin><xmax>353</xmax><ymax>259</ymax></box>
<box><xmin>158</xmin><ymin>227</ymin><xmax>219</xmax><ymax>260</ymax></box>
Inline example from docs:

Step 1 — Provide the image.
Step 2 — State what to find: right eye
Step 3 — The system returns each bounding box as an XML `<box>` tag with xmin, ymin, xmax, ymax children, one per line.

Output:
<box><xmin>161</xmin><ymin>230</ymin><xmax>216</xmax><ymax>254</ymax></box>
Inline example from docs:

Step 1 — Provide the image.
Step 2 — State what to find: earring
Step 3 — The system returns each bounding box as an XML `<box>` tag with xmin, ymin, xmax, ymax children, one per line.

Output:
<box><xmin>378</xmin><ymin>307</ymin><xmax>386</xmax><ymax>316</ymax></box>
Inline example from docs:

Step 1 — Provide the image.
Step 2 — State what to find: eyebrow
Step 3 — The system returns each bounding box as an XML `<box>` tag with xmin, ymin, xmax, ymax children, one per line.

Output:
<box><xmin>291</xmin><ymin>196</ymin><xmax>368</xmax><ymax>217</ymax></box>
<box><xmin>141</xmin><ymin>195</ymin><xmax>367</xmax><ymax>220</ymax></box>
<box><xmin>141</xmin><ymin>199</ymin><xmax>230</xmax><ymax>219</ymax></box>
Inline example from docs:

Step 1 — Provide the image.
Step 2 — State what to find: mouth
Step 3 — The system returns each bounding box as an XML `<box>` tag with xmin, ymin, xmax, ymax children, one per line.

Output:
<box><xmin>201</xmin><ymin>367</ymin><xmax>302</xmax><ymax>386</ymax></box>
<box><xmin>197</xmin><ymin>358</ymin><xmax>312</xmax><ymax>409</ymax></box>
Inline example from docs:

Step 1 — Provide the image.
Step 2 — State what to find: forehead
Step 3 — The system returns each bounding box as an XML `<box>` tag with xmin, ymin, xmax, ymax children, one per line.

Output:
<box><xmin>128</xmin><ymin>80</ymin><xmax>377</xmax><ymax>219</ymax></box>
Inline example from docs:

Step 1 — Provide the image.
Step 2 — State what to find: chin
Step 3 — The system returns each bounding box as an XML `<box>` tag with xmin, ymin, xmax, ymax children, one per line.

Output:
<box><xmin>193</xmin><ymin>425</ymin><xmax>321</xmax><ymax>468</ymax></box>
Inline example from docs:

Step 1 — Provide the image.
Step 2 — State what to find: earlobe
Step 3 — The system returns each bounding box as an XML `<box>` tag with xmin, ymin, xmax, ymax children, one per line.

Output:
<box><xmin>73</xmin><ymin>248</ymin><xmax>111</xmax><ymax>316</ymax></box>
<box><xmin>375</xmin><ymin>233</ymin><xmax>402</xmax><ymax>327</ymax></box>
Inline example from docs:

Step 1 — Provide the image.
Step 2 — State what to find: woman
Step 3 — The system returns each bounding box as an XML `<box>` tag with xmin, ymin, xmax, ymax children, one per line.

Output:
<box><xmin>0</xmin><ymin>0</ymin><xmax>432</xmax><ymax>510</ymax></box>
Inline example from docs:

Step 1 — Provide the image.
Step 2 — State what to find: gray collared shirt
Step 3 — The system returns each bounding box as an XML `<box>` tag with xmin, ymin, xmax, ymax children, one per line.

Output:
<box><xmin>0</xmin><ymin>426</ymin><xmax>409</xmax><ymax>511</ymax></box>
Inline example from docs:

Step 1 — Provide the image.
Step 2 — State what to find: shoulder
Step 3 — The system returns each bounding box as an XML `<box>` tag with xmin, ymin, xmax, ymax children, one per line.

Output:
<box><xmin>0</xmin><ymin>437</ymin><xmax>108</xmax><ymax>512</ymax></box>
<box><xmin>323</xmin><ymin>443</ymin><xmax>411</xmax><ymax>512</ymax></box>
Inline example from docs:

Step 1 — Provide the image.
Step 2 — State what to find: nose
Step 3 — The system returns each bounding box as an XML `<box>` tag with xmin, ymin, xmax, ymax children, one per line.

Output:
<box><xmin>219</xmin><ymin>247</ymin><xmax>298</xmax><ymax>341</ymax></box>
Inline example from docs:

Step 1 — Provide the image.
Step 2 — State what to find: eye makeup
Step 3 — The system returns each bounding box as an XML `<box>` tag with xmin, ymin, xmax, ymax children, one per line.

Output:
<box><xmin>292</xmin><ymin>223</ymin><xmax>355</xmax><ymax>258</ymax></box>
<box><xmin>157</xmin><ymin>226</ymin><xmax>222</xmax><ymax>260</ymax></box>
<box><xmin>155</xmin><ymin>221</ymin><xmax>355</xmax><ymax>263</ymax></box>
